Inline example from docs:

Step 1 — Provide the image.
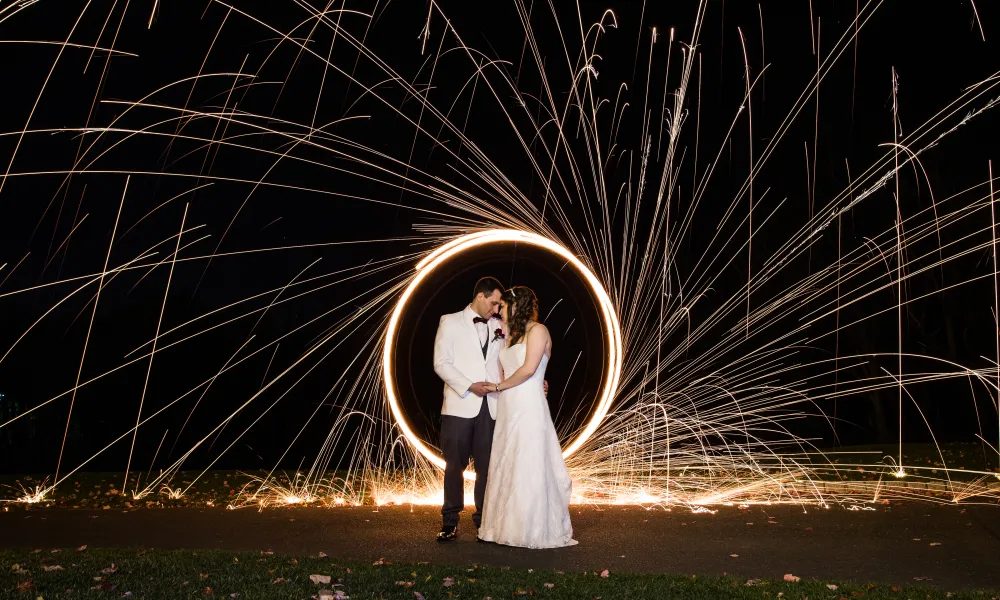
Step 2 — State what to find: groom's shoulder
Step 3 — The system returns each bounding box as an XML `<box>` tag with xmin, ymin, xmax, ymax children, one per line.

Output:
<box><xmin>439</xmin><ymin>309</ymin><xmax>465</xmax><ymax>325</ymax></box>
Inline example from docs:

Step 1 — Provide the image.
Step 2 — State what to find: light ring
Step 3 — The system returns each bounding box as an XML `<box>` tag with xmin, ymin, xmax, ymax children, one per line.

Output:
<box><xmin>383</xmin><ymin>229</ymin><xmax>623</xmax><ymax>479</ymax></box>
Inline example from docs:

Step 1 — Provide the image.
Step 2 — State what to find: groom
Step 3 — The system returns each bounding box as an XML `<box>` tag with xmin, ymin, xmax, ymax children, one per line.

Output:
<box><xmin>433</xmin><ymin>276</ymin><xmax>504</xmax><ymax>542</ymax></box>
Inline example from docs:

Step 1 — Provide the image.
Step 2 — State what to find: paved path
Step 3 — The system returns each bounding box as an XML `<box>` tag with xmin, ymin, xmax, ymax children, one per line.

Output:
<box><xmin>2</xmin><ymin>503</ymin><xmax>999</xmax><ymax>589</ymax></box>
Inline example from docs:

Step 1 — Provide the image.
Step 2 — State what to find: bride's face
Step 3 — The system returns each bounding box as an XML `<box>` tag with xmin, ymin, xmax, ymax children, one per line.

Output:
<box><xmin>499</xmin><ymin>300</ymin><xmax>509</xmax><ymax>323</ymax></box>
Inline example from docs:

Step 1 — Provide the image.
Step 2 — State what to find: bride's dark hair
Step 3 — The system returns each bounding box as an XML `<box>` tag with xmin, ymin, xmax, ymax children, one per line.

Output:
<box><xmin>501</xmin><ymin>286</ymin><xmax>538</xmax><ymax>346</ymax></box>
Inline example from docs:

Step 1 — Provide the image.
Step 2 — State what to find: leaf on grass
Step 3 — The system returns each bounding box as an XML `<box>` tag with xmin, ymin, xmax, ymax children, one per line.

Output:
<box><xmin>929</xmin><ymin>542</ymin><xmax>942</xmax><ymax>546</ymax></box>
<box><xmin>372</xmin><ymin>558</ymin><xmax>391</xmax><ymax>566</ymax></box>
<box><xmin>599</xmin><ymin>569</ymin><xmax>609</xmax><ymax>578</ymax></box>
<box><xmin>745</xmin><ymin>579</ymin><xmax>760</xmax><ymax>587</ymax></box>
<box><xmin>827</xmin><ymin>584</ymin><xmax>839</xmax><ymax>591</ymax></box>
<box><xmin>17</xmin><ymin>580</ymin><xmax>34</xmax><ymax>593</ymax></box>
<box><xmin>76</xmin><ymin>545</ymin><xmax>87</xmax><ymax>552</ymax></box>
<box><xmin>318</xmin><ymin>552</ymin><xmax>328</xmax><ymax>558</ymax></box>
<box><xmin>443</xmin><ymin>577</ymin><xmax>455</xmax><ymax>587</ymax></box>
<box><xmin>413</xmin><ymin>593</ymin><xmax>426</xmax><ymax>600</ymax></box>
<box><xmin>544</xmin><ymin>583</ymin><xmax>555</xmax><ymax>589</ymax></box>
<box><xmin>395</xmin><ymin>581</ymin><xmax>415</xmax><ymax>588</ymax></box>
<box><xmin>272</xmin><ymin>578</ymin><xmax>285</xmax><ymax>584</ymax></box>
<box><xmin>100</xmin><ymin>564</ymin><xmax>117</xmax><ymax>574</ymax></box>
<box><xmin>310</xmin><ymin>574</ymin><xmax>332</xmax><ymax>585</ymax></box>
<box><xmin>42</xmin><ymin>565</ymin><xmax>64</xmax><ymax>572</ymax></box>
<box><xmin>317</xmin><ymin>590</ymin><xmax>335</xmax><ymax>600</ymax></box>
<box><xmin>203</xmin><ymin>587</ymin><xmax>212</xmax><ymax>595</ymax></box>
<box><xmin>782</xmin><ymin>574</ymin><xmax>801</xmax><ymax>583</ymax></box>
<box><xmin>729</xmin><ymin>554</ymin><xmax>739</xmax><ymax>558</ymax></box>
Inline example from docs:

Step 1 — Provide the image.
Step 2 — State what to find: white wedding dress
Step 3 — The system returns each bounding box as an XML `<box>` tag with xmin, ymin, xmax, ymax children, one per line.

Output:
<box><xmin>477</xmin><ymin>341</ymin><xmax>577</xmax><ymax>548</ymax></box>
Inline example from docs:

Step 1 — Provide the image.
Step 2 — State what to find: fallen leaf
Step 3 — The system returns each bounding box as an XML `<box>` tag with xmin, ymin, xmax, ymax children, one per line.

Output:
<box><xmin>396</xmin><ymin>581</ymin><xmax>415</xmax><ymax>588</ymax></box>
<box><xmin>600</xmin><ymin>570</ymin><xmax>609</xmax><ymax>578</ymax></box>
<box><xmin>42</xmin><ymin>565</ymin><xmax>64</xmax><ymax>572</ymax></box>
<box><xmin>203</xmin><ymin>588</ymin><xmax>212</xmax><ymax>596</ymax></box>
<box><xmin>827</xmin><ymin>584</ymin><xmax>839</xmax><ymax>591</ymax></box>
<box><xmin>100</xmin><ymin>564</ymin><xmax>117</xmax><ymax>574</ymax></box>
<box><xmin>729</xmin><ymin>554</ymin><xmax>739</xmax><ymax>558</ymax></box>
<box><xmin>413</xmin><ymin>593</ymin><xmax>426</xmax><ymax>600</ymax></box>
<box><xmin>443</xmin><ymin>577</ymin><xmax>455</xmax><ymax>587</ymax></box>
<box><xmin>310</xmin><ymin>574</ymin><xmax>332</xmax><ymax>585</ymax></box>
<box><xmin>76</xmin><ymin>545</ymin><xmax>88</xmax><ymax>552</ymax></box>
<box><xmin>17</xmin><ymin>580</ymin><xmax>34</xmax><ymax>593</ymax></box>
<box><xmin>272</xmin><ymin>578</ymin><xmax>285</xmax><ymax>584</ymax></box>
<box><xmin>318</xmin><ymin>552</ymin><xmax>328</xmax><ymax>558</ymax></box>
<box><xmin>929</xmin><ymin>542</ymin><xmax>942</xmax><ymax>546</ymax></box>
<box><xmin>783</xmin><ymin>574</ymin><xmax>801</xmax><ymax>583</ymax></box>
<box><xmin>544</xmin><ymin>583</ymin><xmax>555</xmax><ymax>589</ymax></box>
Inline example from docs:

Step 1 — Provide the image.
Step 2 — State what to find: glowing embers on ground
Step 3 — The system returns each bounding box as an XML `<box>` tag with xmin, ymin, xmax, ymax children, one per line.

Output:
<box><xmin>382</xmin><ymin>229</ymin><xmax>623</xmax><ymax>479</ymax></box>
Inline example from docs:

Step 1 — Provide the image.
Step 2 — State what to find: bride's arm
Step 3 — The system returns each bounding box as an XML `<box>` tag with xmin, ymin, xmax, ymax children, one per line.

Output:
<box><xmin>495</xmin><ymin>325</ymin><xmax>550</xmax><ymax>393</ymax></box>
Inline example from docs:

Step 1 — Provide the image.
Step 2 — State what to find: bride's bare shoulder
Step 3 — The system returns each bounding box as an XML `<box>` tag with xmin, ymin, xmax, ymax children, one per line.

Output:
<box><xmin>526</xmin><ymin>322</ymin><xmax>550</xmax><ymax>339</ymax></box>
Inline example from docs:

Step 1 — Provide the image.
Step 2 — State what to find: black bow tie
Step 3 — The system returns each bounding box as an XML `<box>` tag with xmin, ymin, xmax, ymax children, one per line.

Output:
<box><xmin>472</xmin><ymin>316</ymin><xmax>490</xmax><ymax>324</ymax></box>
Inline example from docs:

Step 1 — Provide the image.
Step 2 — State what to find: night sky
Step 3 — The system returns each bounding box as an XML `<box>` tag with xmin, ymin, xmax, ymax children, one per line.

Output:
<box><xmin>1</xmin><ymin>1</ymin><xmax>998</xmax><ymax>474</ymax></box>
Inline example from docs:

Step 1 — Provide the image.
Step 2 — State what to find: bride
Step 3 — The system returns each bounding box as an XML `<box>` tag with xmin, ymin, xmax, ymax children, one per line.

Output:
<box><xmin>474</xmin><ymin>286</ymin><xmax>577</xmax><ymax>549</ymax></box>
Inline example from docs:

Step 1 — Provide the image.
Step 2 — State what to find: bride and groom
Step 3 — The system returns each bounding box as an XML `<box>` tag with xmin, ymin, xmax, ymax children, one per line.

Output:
<box><xmin>433</xmin><ymin>277</ymin><xmax>577</xmax><ymax>549</ymax></box>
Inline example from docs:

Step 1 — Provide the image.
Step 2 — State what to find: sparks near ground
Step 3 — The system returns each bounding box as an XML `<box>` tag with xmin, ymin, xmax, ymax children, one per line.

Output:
<box><xmin>1</xmin><ymin>1</ymin><xmax>999</xmax><ymax>512</ymax></box>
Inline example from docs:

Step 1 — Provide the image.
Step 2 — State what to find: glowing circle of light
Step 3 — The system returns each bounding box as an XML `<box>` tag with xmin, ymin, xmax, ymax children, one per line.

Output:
<box><xmin>383</xmin><ymin>229</ymin><xmax>623</xmax><ymax>480</ymax></box>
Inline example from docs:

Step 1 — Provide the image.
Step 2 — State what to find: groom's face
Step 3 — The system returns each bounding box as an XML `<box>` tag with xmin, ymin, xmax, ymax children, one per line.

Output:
<box><xmin>474</xmin><ymin>289</ymin><xmax>502</xmax><ymax>318</ymax></box>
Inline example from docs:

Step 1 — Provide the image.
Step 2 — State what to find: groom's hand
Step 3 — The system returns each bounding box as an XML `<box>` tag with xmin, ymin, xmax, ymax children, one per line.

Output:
<box><xmin>469</xmin><ymin>381</ymin><xmax>492</xmax><ymax>397</ymax></box>
<box><xmin>543</xmin><ymin>380</ymin><xmax>549</xmax><ymax>397</ymax></box>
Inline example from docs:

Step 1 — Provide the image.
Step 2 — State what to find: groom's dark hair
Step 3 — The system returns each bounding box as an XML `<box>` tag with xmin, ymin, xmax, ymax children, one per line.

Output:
<box><xmin>472</xmin><ymin>276</ymin><xmax>504</xmax><ymax>301</ymax></box>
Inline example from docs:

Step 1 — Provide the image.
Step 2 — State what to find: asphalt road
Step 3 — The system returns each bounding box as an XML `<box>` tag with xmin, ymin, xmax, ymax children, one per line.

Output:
<box><xmin>1</xmin><ymin>503</ymin><xmax>999</xmax><ymax>590</ymax></box>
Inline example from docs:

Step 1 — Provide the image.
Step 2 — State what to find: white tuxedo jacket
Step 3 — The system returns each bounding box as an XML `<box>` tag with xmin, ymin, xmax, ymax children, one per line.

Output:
<box><xmin>433</xmin><ymin>305</ymin><xmax>503</xmax><ymax>419</ymax></box>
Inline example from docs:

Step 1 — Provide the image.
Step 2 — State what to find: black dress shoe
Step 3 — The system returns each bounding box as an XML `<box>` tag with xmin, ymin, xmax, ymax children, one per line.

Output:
<box><xmin>437</xmin><ymin>525</ymin><xmax>458</xmax><ymax>542</ymax></box>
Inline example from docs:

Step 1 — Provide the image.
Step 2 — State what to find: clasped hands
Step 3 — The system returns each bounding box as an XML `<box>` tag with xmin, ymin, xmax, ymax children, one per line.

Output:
<box><xmin>469</xmin><ymin>380</ymin><xmax>548</xmax><ymax>397</ymax></box>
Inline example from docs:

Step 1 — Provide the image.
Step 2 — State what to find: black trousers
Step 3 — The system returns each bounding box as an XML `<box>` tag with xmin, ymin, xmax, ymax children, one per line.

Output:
<box><xmin>440</xmin><ymin>397</ymin><xmax>495</xmax><ymax>528</ymax></box>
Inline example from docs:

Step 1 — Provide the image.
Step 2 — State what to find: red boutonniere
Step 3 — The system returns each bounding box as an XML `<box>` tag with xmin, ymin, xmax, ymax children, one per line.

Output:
<box><xmin>492</xmin><ymin>328</ymin><xmax>505</xmax><ymax>343</ymax></box>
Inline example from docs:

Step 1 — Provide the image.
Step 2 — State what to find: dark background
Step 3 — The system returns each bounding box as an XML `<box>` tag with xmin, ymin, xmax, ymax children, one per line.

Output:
<box><xmin>1</xmin><ymin>0</ymin><xmax>999</xmax><ymax>474</ymax></box>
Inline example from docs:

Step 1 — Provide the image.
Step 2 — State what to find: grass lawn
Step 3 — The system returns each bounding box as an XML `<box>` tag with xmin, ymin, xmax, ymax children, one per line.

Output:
<box><xmin>2</xmin><ymin>548</ymin><xmax>998</xmax><ymax>600</ymax></box>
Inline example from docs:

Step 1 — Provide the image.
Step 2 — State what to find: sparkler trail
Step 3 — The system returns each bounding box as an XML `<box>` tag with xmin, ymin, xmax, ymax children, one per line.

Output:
<box><xmin>1</xmin><ymin>0</ymin><xmax>999</xmax><ymax>511</ymax></box>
